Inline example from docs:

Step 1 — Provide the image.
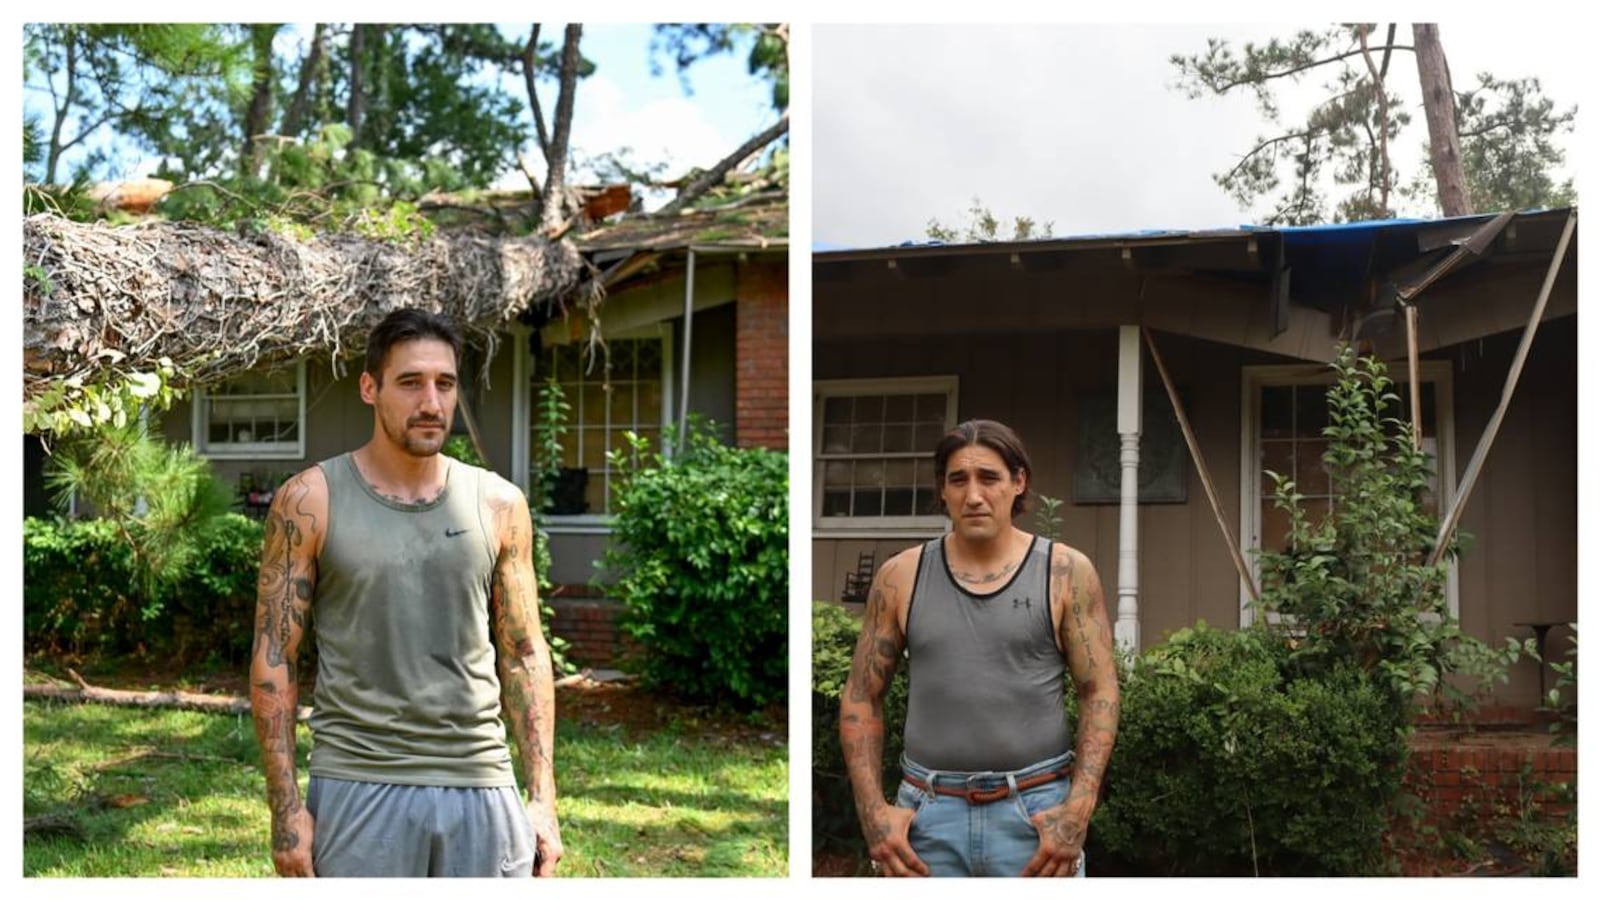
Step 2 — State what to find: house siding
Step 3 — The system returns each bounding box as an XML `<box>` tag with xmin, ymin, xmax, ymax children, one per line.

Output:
<box><xmin>812</xmin><ymin>265</ymin><xmax>1574</xmax><ymax>707</ymax></box>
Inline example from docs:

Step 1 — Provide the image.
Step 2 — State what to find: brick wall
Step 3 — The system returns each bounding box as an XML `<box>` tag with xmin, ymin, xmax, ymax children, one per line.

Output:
<box><xmin>1402</xmin><ymin>735</ymin><xmax>1577</xmax><ymax>825</ymax></box>
<box><xmin>548</xmin><ymin>591</ymin><xmax>637</xmax><ymax>669</ymax></box>
<box><xmin>734</xmin><ymin>260</ymin><xmax>788</xmax><ymax>450</ymax></box>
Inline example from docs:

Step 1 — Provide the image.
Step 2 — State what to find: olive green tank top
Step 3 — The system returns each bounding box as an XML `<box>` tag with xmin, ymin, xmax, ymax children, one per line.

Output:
<box><xmin>307</xmin><ymin>452</ymin><xmax>514</xmax><ymax>787</ymax></box>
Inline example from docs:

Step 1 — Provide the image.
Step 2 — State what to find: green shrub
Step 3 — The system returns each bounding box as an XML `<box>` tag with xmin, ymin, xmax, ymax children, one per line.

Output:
<box><xmin>1091</xmin><ymin>622</ymin><xmax>1408</xmax><ymax>875</ymax></box>
<box><xmin>600</xmin><ymin>419</ymin><xmax>787</xmax><ymax>708</ymax></box>
<box><xmin>24</xmin><ymin>513</ymin><xmax>265</xmax><ymax>665</ymax></box>
<box><xmin>1257</xmin><ymin>346</ymin><xmax>1528</xmax><ymax>709</ymax></box>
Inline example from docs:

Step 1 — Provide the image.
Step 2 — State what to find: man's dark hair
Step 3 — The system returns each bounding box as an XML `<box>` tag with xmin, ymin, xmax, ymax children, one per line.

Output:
<box><xmin>364</xmin><ymin>308</ymin><xmax>463</xmax><ymax>383</ymax></box>
<box><xmin>933</xmin><ymin>419</ymin><xmax>1033</xmax><ymax>516</ymax></box>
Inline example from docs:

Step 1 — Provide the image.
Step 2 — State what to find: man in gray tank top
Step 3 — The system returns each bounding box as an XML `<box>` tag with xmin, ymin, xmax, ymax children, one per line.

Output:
<box><xmin>250</xmin><ymin>309</ymin><xmax>561</xmax><ymax>877</ymax></box>
<box><xmin>841</xmin><ymin>419</ymin><xmax>1120</xmax><ymax>877</ymax></box>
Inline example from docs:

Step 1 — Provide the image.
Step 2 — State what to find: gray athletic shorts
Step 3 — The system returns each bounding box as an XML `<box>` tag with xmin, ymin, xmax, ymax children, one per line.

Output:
<box><xmin>306</xmin><ymin>775</ymin><xmax>536</xmax><ymax>877</ymax></box>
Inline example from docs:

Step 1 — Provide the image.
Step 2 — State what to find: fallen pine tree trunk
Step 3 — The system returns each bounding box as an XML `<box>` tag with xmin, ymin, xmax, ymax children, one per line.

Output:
<box><xmin>22</xmin><ymin>213</ymin><xmax>596</xmax><ymax>401</ymax></box>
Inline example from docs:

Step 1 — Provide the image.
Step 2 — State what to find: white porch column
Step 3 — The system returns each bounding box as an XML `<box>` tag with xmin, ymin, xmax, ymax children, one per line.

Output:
<box><xmin>1114</xmin><ymin>326</ymin><xmax>1142</xmax><ymax>653</ymax></box>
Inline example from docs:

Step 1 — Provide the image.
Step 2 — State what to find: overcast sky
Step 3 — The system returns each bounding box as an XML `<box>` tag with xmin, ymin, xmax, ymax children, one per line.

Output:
<box><xmin>813</xmin><ymin>22</ymin><xmax>1585</xmax><ymax>249</ymax></box>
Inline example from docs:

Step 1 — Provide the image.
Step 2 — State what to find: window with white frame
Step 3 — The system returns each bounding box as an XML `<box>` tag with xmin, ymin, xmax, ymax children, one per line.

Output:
<box><xmin>1241</xmin><ymin>361</ymin><xmax>1456</xmax><ymax>618</ymax></box>
<box><xmin>532</xmin><ymin>333</ymin><xmax>670</xmax><ymax>518</ymax></box>
<box><xmin>193</xmin><ymin>361</ymin><xmax>306</xmax><ymax>459</ymax></box>
<box><xmin>814</xmin><ymin>376</ymin><xmax>958</xmax><ymax>530</ymax></box>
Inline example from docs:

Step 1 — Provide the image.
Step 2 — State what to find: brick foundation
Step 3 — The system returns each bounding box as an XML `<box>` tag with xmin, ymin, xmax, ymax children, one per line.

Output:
<box><xmin>547</xmin><ymin>593</ymin><xmax>637</xmax><ymax>669</ymax></box>
<box><xmin>1402</xmin><ymin>728</ymin><xmax>1577</xmax><ymax>825</ymax></box>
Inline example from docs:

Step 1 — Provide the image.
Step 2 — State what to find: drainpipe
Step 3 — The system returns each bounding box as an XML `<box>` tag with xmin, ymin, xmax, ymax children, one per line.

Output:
<box><xmin>678</xmin><ymin>248</ymin><xmax>696</xmax><ymax>454</ymax></box>
<box><xmin>1114</xmin><ymin>325</ymin><xmax>1142</xmax><ymax>653</ymax></box>
<box><xmin>510</xmin><ymin>323</ymin><xmax>530</xmax><ymax>494</ymax></box>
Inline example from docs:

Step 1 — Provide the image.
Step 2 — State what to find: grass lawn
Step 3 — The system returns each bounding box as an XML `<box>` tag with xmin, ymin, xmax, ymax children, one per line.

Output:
<box><xmin>23</xmin><ymin>681</ymin><xmax>787</xmax><ymax>878</ymax></box>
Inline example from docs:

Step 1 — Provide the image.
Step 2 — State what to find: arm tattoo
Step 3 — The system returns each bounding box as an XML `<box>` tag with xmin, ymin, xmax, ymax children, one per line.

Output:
<box><xmin>250</xmin><ymin>473</ymin><xmax>318</xmax><ymax>852</ymax></box>
<box><xmin>489</xmin><ymin>490</ymin><xmax>557</xmax><ymax>806</ymax></box>
<box><xmin>1053</xmin><ymin>546</ymin><xmax>1119</xmax><ymax>811</ymax></box>
<box><xmin>840</xmin><ymin>556</ymin><xmax>908</xmax><ymax>824</ymax></box>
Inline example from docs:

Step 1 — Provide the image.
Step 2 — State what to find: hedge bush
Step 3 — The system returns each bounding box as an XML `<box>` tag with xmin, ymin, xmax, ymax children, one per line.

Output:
<box><xmin>24</xmin><ymin>512</ymin><xmax>265</xmax><ymax>665</ymax></box>
<box><xmin>1092</xmin><ymin>622</ymin><xmax>1409</xmax><ymax>875</ymax></box>
<box><xmin>811</xmin><ymin>608</ymin><xmax>1409</xmax><ymax>874</ymax></box>
<box><xmin>600</xmin><ymin>421</ymin><xmax>788</xmax><ymax>708</ymax></box>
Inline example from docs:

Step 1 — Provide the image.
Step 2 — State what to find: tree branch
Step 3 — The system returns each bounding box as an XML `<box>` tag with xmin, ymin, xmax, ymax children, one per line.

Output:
<box><xmin>658</xmin><ymin>111</ymin><xmax>790</xmax><ymax>216</ymax></box>
<box><xmin>1204</xmin><ymin>44</ymin><xmax>1417</xmax><ymax>94</ymax></box>
<box><xmin>1358</xmin><ymin>26</ymin><xmax>1392</xmax><ymax>213</ymax></box>
<box><xmin>523</xmin><ymin>25</ymin><xmax>551</xmax><ymax>164</ymax></box>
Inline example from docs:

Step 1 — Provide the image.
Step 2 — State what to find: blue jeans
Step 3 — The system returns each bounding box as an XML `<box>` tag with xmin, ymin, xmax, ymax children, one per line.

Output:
<box><xmin>896</xmin><ymin>749</ymin><xmax>1084</xmax><ymax>878</ymax></box>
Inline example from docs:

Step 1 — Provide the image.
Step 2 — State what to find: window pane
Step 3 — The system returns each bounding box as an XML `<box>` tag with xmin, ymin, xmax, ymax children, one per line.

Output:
<box><xmin>1261</xmin><ymin>440</ymin><xmax>1294</xmax><ymax>494</ymax></box>
<box><xmin>580</xmin><ymin>429</ymin><xmax>607</xmax><ymax>469</ymax></box>
<box><xmin>580</xmin><ymin>384</ymin><xmax>607</xmax><ymax>425</ymax></box>
<box><xmin>855</xmin><ymin>490</ymin><xmax>883</xmax><ymax>516</ymax></box>
<box><xmin>882</xmin><ymin>423</ymin><xmax>914</xmax><ymax>453</ymax></box>
<box><xmin>1261</xmin><ymin>386</ymin><xmax>1293</xmax><ymax>438</ymax></box>
<box><xmin>1260</xmin><ymin>500</ymin><xmax>1293</xmax><ymax>554</ymax></box>
<box><xmin>855</xmin><ymin>460</ymin><xmax>885</xmax><ymax>488</ymax></box>
<box><xmin>822</xmin><ymin>425</ymin><xmax>852</xmax><ymax>454</ymax></box>
<box><xmin>636</xmin><ymin>340</ymin><xmax>661</xmax><ymax>376</ymax></box>
<box><xmin>883</xmin><ymin>459</ymin><xmax>917</xmax><ymax>487</ymax></box>
<box><xmin>915</xmin><ymin>393</ymin><xmax>947</xmax><ymax>423</ymax></box>
<box><xmin>915</xmin><ymin>423</ymin><xmax>945</xmax><ymax>454</ymax></box>
<box><xmin>883</xmin><ymin>489</ymin><xmax>915</xmax><ymax>516</ymax></box>
<box><xmin>1295</xmin><ymin>439</ymin><xmax>1331</xmax><ymax>496</ymax></box>
<box><xmin>823</xmin><ymin>396</ymin><xmax>852</xmax><ymax>426</ymax></box>
<box><xmin>1296</xmin><ymin>385</ymin><xmax>1329</xmax><ymax>434</ymax></box>
<box><xmin>823</xmin><ymin>461</ymin><xmax>852</xmax><ymax>488</ymax></box>
<box><xmin>884</xmin><ymin>394</ymin><xmax>914</xmax><ymax>422</ymax></box>
<box><xmin>850</xmin><ymin>423</ymin><xmax>883</xmax><ymax>453</ymax></box>
<box><xmin>638</xmin><ymin>380</ymin><xmax>663</xmax><ymax>419</ymax></box>
<box><xmin>823</xmin><ymin>491</ymin><xmax>852</xmax><ymax>517</ymax></box>
<box><xmin>852</xmin><ymin>395</ymin><xmax>884</xmax><ymax>424</ymax></box>
<box><xmin>610</xmin><ymin>384</ymin><xmax>636</xmax><ymax>424</ymax></box>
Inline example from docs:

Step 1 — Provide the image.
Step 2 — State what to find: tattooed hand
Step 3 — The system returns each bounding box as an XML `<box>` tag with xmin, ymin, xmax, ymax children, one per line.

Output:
<box><xmin>862</xmin><ymin>803</ymin><xmax>928</xmax><ymax>877</ymax></box>
<box><xmin>1023</xmin><ymin>794</ymin><xmax>1091</xmax><ymax>877</ymax></box>
<box><xmin>271</xmin><ymin>805</ymin><xmax>316</xmax><ymax>877</ymax></box>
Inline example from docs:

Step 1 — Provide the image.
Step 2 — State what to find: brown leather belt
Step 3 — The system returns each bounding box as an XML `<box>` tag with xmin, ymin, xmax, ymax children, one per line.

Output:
<box><xmin>904</xmin><ymin>767</ymin><xmax>1069</xmax><ymax>805</ymax></box>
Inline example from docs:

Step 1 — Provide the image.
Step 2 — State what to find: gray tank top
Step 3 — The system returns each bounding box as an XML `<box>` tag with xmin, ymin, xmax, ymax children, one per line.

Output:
<box><xmin>307</xmin><ymin>453</ymin><xmax>515</xmax><ymax>787</ymax></box>
<box><xmin>903</xmin><ymin>534</ymin><xmax>1072</xmax><ymax>771</ymax></box>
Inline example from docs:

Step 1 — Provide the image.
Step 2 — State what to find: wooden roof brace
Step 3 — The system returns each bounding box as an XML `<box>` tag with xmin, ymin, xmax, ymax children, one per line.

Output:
<box><xmin>1427</xmin><ymin>209</ymin><xmax>1577</xmax><ymax>567</ymax></box>
<box><xmin>1142</xmin><ymin>326</ymin><xmax>1262</xmax><ymax>606</ymax></box>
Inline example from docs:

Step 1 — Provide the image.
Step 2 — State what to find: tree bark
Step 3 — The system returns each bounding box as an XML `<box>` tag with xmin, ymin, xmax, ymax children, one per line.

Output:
<box><xmin>522</xmin><ymin>24</ymin><xmax>551</xmax><ymax>164</ymax></box>
<box><xmin>1413</xmin><ymin>24</ymin><xmax>1473</xmax><ymax>216</ymax></box>
<box><xmin>347</xmin><ymin>23</ymin><xmax>367</xmax><ymax>148</ymax></box>
<box><xmin>539</xmin><ymin>24</ymin><xmax>583</xmax><ymax>232</ymax></box>
<box><xmin>240</xmin><ymin>24</ymin><xmax>281</xmax><ymax>178</ymax></box>
<box><xmin>280</xmin><ymin>23</ymin><xmax>326</xmax><ymax>138</ymax></box>
<box><xmin>659</xmin><ymin>112</ymin><xmax>790</xmax><ymax>215</ymax></box>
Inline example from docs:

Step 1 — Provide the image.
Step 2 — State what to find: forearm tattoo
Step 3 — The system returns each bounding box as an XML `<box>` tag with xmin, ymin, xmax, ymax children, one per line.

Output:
<box><xmin>1053</xmin><ymin>547</ymin><xmax>1119</xmax><ymax>806</ymax></box>
<box><xmin>250</xmin><ymin>473</ymin><xmax>317</xmax><ymax>850</ymax></box>
<box><xmin>841</xmin><ymin>558</ymin><xmax>906</xmax><ymax>821</ymax></box>
<box><xmin>490</xmin><ymin>493</ymin><xmax>556</xmax><ymax>805</ymax></box>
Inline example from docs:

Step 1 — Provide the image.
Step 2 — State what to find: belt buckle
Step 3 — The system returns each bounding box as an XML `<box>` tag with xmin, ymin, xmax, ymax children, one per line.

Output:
<box><xmin>963</xmin><ymin>774</ymin><xmax>1009</xmax><ymax>805</ymax></box>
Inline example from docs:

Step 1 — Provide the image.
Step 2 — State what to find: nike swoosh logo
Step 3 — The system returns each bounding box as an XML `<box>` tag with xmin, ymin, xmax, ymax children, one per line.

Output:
<box><xmin>444</xmin><ymin>528</ymin><xmax>469</xmax><ymax>538</ymax></box>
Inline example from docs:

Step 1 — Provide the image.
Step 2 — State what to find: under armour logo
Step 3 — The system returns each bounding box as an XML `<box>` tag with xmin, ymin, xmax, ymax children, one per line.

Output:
<box><xmin>1014</xmin><ymin>596</ymin><xmax>1032</xmax><ymax>610</ymax></box>
<box><xmin>444</xmin><ymin>527</ymin><xmax>469</xmax><ymax>538</ymax></box>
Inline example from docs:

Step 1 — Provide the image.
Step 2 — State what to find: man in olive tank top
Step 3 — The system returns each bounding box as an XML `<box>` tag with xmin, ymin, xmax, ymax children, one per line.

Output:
<box><xmin>249</xmin><ymin>309</ymin><xmax>562</xmax><ymax>877</ymax></box>
<box><xmin>841</xmin><ymin>419</ymin><xmax>1120</xmax><ymax>877</ymax></box>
